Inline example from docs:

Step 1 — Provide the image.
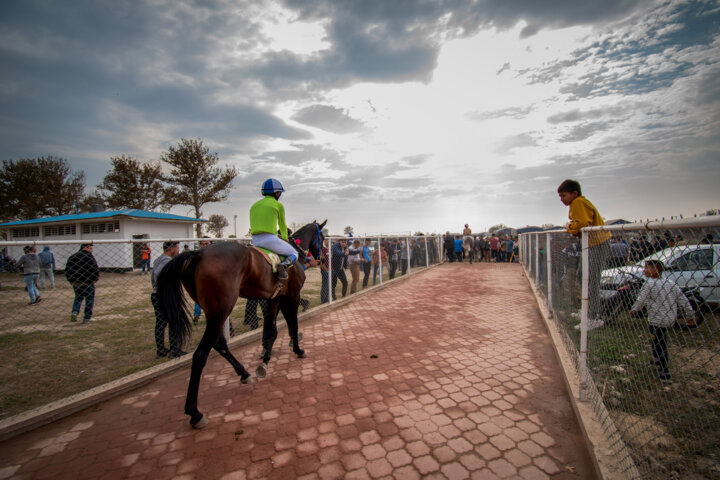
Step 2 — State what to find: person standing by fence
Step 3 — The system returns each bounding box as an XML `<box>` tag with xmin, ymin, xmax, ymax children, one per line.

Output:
<box><xmin>361</xmin><ymin>238</ymin><xmax>372</xmax><ymax>288</ymax></box>
<box><xmin>38</xmin><ymin>246</ymin><xmax>55</xmax><ymax>289</ymax></box>
<box><xmin>558</xmin><ymin>179</ymin><xmax>611</xmax><ymax>330</ymax></box>
<box><xmin>347</xmin><ymin>239</ymin><xmax>364</xmax><ymax>294</ymax></box>
<box><xmin>151</xmin><ymin>241</ymin><xmax>184</xmax><ymax>358</ymax></box>
<box><xmin>65</xmin><ymin>244</ymin><xmax>99</xmax><ymax>323</ymax></box>
<box><xmin>17</xmin><ymin>245</ymin><xmax>41</xmax><ymax>305</ymax></box>
<box><xmin>331</xmin><ymin>239</ymin><xmax>349</xmax><ymax>299</ymax></box>
<box><xmin>140</xmin><ymin>243</ymin><xmax>151</xmax><ymax>274</ymax></box>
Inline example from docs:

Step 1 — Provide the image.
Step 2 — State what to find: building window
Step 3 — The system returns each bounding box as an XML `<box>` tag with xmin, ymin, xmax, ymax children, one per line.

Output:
<box><xmin>81</xmin><ymin>221</ymin><xmax>120</xmax><ymax>234</ymax></box>
<box><xmin>12</xmin><ymin>227</ymin><xmax>40</xmax><ymax>238</ymax></box>
<box><xmin>44</xmin><ymin>225</ymin><xmax>76</xmax><ymax>236</ymax></box>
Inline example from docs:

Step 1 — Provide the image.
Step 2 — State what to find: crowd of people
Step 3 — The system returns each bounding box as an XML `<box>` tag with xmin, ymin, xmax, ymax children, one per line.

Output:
<box><xmin>442</xmin><ymin>228</ymin><xmax>519</xmax><ymax>264</ymax></box>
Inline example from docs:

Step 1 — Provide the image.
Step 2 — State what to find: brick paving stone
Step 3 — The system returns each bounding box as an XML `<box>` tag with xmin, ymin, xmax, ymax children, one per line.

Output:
<box><xmin>0</xmin><ymin>264</ymin><xmax>597</xmax><ymax>479</ymax></box>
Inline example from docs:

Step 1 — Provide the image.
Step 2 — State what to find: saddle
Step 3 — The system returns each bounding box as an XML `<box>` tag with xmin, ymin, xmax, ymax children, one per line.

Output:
<box><xmin>251</xmin><ymin>246</ymin><xmax>283</xmax><ymax>272</ymax></box>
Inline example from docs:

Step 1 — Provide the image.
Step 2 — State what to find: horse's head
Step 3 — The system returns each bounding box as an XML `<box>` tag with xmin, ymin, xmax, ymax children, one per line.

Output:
<box><xmin>291</xmin><ymin>220</ymin><xmax>326</xmax><ymax>260</ymax></box>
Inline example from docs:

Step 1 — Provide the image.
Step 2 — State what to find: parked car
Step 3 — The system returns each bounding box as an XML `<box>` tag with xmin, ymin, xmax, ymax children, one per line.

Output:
<box><xmin>599</xmin><ymin>244</ymin><xmax>718</xmax><ymax>326</ymax></box>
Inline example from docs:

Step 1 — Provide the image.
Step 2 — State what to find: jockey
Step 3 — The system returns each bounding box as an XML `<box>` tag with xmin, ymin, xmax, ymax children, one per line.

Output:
<box><xmin>249</xmin><ymin>178</ymin><xmax>298</xmax><ymax>281</ymax></box>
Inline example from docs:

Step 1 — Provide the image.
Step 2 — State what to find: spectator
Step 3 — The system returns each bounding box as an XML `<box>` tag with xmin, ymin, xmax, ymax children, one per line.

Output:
<box><xmin>244</xmin><ymin>298</ymin><xmax>266</xmax><ymax>330</ymax></box>
<box><xmin>347</xmin><ymin>239</ymin><xmax>364</xmax><ymax>294</ymax></box>
<box><xmin>388</xmin><ymin>239</ymin><xmax>400</xmax><ymax>278</ymax></box>
<box><xmin>454</xmin><ymin>236</ymin><xmax>463</xmax><ymax>262</ymax></box>
<box><xmin>474</xmin><ymin>236</ymin><xmax>483</xmax><ymax>262</ymax></box>
<box><xmin>505</xmin><ymin>237</ymin><xmax>514</xmax><ymax>263</ymax></box>
<box><xmin>444</xmin><ymin>233</ymin><xmax>455</xmax><ymax>263</ymax></box>
<box><xmin>489</xmin><ymin>234</ymin><xmax>499</xmax><ymax>262</ymax></box>
<box><xmin>183</xmin><ymin>244</ymin><xmax>190</xmax><ymax>252</ymax></box>
<box><xmin>675</xmin><ymin>234</ymin><xmax>686</xmax><ymax>246</ymax></box>
<box><xmin>65</xmin><ymin>244</ymin><xmax>100</xmax><ymax>323</ymax></box>
<box><xmin>38</xmin><ymin>245</ymin><xmax>56</xmax><ymax>289</ymax></box>
<box><xmin>631</xmin><ymin>260</ymin><xmax>694</xmax><ymax>380</ymax></box>
<box><xmin>140</xmin><ymin>243</ymin><xmax>151</xmax><ymax>274</ymax></box>
<box><xmin>498</xmin><ymin>235</ymin><xmax>507</xmax><ymax>262</ymax></box>
<box><xmin>609</xmin><ymin>236</ymin><xmax>629</xmax><ymax>268</ymax></box>
<box><xmin>320</xmin><ymin>239</ymin><xmax>330</xmax><ymax>303</ymax></box>
<box><xmin>331</xmin><ymin>239</ymin><xmax>349</xmax><ymax>299</ymax></box>
<box><xmin>400</xmin><ymin>239</ymin><xmax>409</xmax><ymax>274</ymax></box>
<box><xmin>17</xmin><ymin>245</ymin><xmax>41</xmax><ymax>305</ymax></box>
<box><xmin>372</xmin><ymin>242</ymin><xmax>388</xmax><ymax>285</ymax></box>
<box><xmin>151</xmin><ymin>241</ymin><xmax>185</xmax><ymax>358</ymax></box>
<box><xmin>361</xmin><ymin>238</ymin><xmax>372</xmax><ymax>288</ymax></box>
<box><xmin>558</xmin><ymin>178</ymin><xmax>611</xmax><ymax>330</ymax></box>
<box><xmin>193</xmin><ymin>237</ymin><xmax>212</xmax><ymax>324</ymax></box>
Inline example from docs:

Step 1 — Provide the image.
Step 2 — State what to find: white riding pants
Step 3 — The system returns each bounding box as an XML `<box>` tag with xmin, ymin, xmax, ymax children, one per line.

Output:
<box><xmin>252</xmin><ymin>233</ymin><xmax>298</xmax><ymax>262</ymax></box>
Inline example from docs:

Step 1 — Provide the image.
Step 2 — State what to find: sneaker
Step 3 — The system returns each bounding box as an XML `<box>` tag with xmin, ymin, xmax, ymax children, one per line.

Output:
<box><xmin>574</xmin><ymin>318</ymin><xmax>605</xmax><ymax>331</ymax></box>
<box><xmin>156</xmin><ymin>348</ymin><xmax>169</xmax><ymax>358</ymax></box>
<box><xmin>70</xmin><ymin>313</ymin><xmax>78</xmax><ymax>322</ymax></box>
<box><xmin>82</xmin><ymin>318</ymin><xmax>92</xmax><ymax>324</ymax></box>
<box><xmin>34</xmin><ymin>297</ymin><xmax>42</xmax><ymax>304</ymax></box>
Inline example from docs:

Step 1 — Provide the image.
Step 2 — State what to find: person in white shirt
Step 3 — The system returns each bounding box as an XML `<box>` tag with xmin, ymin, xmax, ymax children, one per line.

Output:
<box><xmin>631</xmin><ymin>260</ymin><xmax>695</xmax><ymax>380</ymax></box>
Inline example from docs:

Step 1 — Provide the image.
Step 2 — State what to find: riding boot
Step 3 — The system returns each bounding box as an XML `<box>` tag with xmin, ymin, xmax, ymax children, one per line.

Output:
<box><xmin>276</xmin><ymin>257</ymin><xmax>294</xmax><ymax>281</ymax></box>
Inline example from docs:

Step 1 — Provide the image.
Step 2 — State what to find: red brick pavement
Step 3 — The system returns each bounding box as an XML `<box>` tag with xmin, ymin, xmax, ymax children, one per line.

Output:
<box><xmin>0</xmin><ymin>263</ymin><xmax>596</xmax><ymax>479</ymax></box>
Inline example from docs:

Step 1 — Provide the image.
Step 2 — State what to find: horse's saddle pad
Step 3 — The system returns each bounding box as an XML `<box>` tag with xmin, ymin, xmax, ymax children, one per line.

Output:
<box><xmin>251</xmin><ymin>246</ymin><xmax>283</xmax><ymax>272</ymax></box>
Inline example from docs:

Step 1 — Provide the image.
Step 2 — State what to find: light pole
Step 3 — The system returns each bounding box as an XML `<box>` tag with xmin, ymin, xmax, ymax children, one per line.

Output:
<box><xmin>234</xmin><ymin>215</ymin><xmax>238</xmax><ymax>237</ymax></box>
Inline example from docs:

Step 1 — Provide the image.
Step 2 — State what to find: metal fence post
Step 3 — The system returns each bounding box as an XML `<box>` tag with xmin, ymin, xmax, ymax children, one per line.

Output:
<box><xmin>424</xmin><ymin>237</ymin><xmax>429</xmax><ymax>267</ymax></box>
<box><xmin>328</xmin><ymin>238</ymin><xmax>333</xmax><ymax>305</ymax></box>
<box><xmin>534</xmin><ymin>234</ymin><xmax>540</xmax><ymax>285</ymax></box>
<box><xmin>579</xmin><ymin>229</ymin><xmax>589</xmax><ymax>401</ymax></box>
<box><xmin>546</xmin><ymin>233</ymin><xmax>553</xmax><ymax>312</ymax></box>
<box><xmin>377</xmin><ymin>237</ymin><xmax>383</xmax><ymax>285</ymax></box>
<box><xmin>406</xmin><ymin>236</ymin><xmax>411</xmax><ymax>275</ymax></box>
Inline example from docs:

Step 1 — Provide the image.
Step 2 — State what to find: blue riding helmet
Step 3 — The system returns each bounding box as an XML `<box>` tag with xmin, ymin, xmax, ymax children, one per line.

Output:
<box><xmin>261</xmin><ymin>178</ymin><xmax>285</xmax><ymax>195</ymax></box>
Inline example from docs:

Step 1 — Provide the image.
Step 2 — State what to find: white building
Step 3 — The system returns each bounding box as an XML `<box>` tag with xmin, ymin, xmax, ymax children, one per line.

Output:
<box><xmin>0</xmin><ymin>209</ymin><xmax>206</xmax><ymax>271</ymax></box>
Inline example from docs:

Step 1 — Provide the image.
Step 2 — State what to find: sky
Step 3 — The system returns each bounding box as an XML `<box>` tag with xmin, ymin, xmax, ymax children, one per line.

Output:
<box><xmin>1</xmin><ymin>0</ymin><xmax>719</xmax><ymax>236</ymax></box>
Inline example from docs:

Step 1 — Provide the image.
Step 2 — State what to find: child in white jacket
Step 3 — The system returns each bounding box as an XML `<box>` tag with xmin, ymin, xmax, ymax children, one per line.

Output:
<box><xmin>631</xmin><ymin>260</ymin><xmax>695</xmax><ymax>380</ymax></box>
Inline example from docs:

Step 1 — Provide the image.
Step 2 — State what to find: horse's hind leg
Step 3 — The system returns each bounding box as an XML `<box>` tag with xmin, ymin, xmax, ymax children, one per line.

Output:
<box><xmin>185</xmin><ymin>323</ymin><xmax>221</xmax><ymax>428</ymax></box>
<box><xmin>256</xmin><ymin>301</ymin><xmax>280</xmax><ymax>378</ymax></box>
<box><xmin>213</xmin><ymin>335</ymin><xmax>252</xmax><ymax>384</ymax></box>
<box><xmin>280</xmin><ymin>298</ymin><xmax>305</xmax><ymax>358</ymax></box>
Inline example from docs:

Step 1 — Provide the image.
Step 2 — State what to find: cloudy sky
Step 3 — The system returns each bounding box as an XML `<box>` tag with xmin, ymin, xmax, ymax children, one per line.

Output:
<box><xmin>1</xmin><ymin>0</ymin><xmax>719</xmax><ymax>235</ymax></box>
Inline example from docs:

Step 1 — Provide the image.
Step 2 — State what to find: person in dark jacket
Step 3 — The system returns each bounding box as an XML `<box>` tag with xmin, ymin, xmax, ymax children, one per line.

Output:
<box><xmin>65</xmin><ymin>243</ymin><xmax>100</xmax><ymax>323</ymax></box>
<box><xmin>331</xmin><ymin>239</ymin><xmax>349</xmax><ymax>300</ymax></box>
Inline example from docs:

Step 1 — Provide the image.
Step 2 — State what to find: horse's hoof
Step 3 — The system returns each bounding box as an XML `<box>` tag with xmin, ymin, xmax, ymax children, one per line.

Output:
<box><xmin>241</xmin><ymin>375</ymin><xmax>254</xmax><ymax>384</ymax></box>
<box><xmin>256</xmin><ymin>363</ymin><xmax>267</xmax><ymax>378</ymax></box>
<box><xmin>191</xmin><ymin>415</ymin><xmax>209</xmax><ymax>429</ymax></box>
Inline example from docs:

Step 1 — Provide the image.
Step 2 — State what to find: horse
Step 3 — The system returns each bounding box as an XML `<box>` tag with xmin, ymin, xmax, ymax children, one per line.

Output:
<box><xmin>463</xmin><ymin>235</ymin><xmax>475</xmax><ymax>264</ymax></box>
<box><xmin>156</xmin><ymin>220</ymin><xmax>326</xmax><ymax>428</ymax></box>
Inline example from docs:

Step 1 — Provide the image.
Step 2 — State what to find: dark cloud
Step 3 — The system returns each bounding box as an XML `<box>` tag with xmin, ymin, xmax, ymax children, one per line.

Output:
<box><xmin>547</xmin><ymin>104</ymin><xmax>635</xmax><ymax>124</ymax></box>
<box><xmin>292</xmin><ymin>105</ymin><xmax>367</xmax><ymax>133</ymax></box>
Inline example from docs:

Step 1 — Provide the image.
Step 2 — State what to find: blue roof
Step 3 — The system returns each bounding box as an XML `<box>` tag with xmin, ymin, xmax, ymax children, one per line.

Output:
<box><xmin>0</xmin><ymin>209</ymin><xmax>207</xmax><ymax>227</ymax></box>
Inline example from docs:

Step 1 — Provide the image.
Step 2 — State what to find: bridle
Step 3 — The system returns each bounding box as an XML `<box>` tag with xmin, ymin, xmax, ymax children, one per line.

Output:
<box><xmin>288</xmin><ymin>222</ymin><xmax>323</xmax><ymax>260</ymax></box>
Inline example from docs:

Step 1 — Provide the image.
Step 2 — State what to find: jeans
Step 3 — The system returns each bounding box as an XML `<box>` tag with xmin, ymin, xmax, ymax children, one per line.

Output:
<box><xmin>331</xmin><ymin>269</ymin><xmax>348</xmax><ymax>299</ymax></box>
<box><xmin>39</xmin><ymin>268</ymin><xmax>54</xmax><ymax>288</ymax></box>
<box><xmin>141</xmin><ymin>259</ymin><xmax>150</xmax><ymax>273</ymax></box>
<box><xmin>151</xmin><ymin>292</ymin><xmax>180</xmax><ymax>354</ymax></box>
<box><xmin>244</xmin><ymin>299</ymin><xmax>266</xmax><ymax>329</ymax></box>
<box><xmin>401</xmin><ymin>259</ymin><xmax>408</xmax><ymax>275</ymax></box>
<box><xmin>321</xmin><ymin>269</ymin><xmax>330</xmax><ymax>303</ymax></box>
<box><xmin>389</xmin><ymin>261</ymin><xmax>398</xmax><ymax>279</ymax></box>
<box><xmin>24</xmin><ymin>274</ymin><xmax>39</xmax><ymax>302</ymax></box>
<box><xmin>362</xmin><ymin>262</ymin><xmax>371</xmax><ymax>287</ymax></box>
<box><xmin>72</xmin><ymin>284</ymin><xmax>95</xmax><ymax>320</ymax></box>
<box><xmin>372</xmin><ymin>264</ymin><xmax>383</xmax><ymax>285</ymax></box>
<box><xmin>649</xmin><ymin>325</ymin><xmax>669</xmax><ymax>374</ymax></box>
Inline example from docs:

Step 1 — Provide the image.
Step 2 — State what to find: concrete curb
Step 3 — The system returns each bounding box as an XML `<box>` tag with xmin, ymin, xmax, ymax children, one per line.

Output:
<box><xmin>0</xmin><ymin>263</ymin><xmax>441</xmax><ymax>442</ymax></box>
<box><xmin>521</xmin><ymin>267</ymin><xmax>629</xmax><ymax>480</ymax></box>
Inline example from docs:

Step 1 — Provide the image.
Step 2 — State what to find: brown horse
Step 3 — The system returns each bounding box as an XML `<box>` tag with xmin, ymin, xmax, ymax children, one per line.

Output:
<box><xmin>156</xmin><ymin>220</ymin><xmax>326</xmax><ymax>428</ymax></box>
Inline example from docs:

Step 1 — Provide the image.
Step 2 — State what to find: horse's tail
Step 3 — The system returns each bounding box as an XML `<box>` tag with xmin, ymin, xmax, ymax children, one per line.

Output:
<box><xmin>156</xmin><ymin>250</ymin><xmax>200</xmax><ymax>348</ymax></box>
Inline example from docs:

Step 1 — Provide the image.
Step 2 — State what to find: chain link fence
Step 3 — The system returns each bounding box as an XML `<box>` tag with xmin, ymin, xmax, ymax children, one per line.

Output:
<box><xmin>0</xmin><ymin>234</ymin><xmax>442</xmax><ymax>422</ymax></box>
<box><xmin>520</xmin><ymin>217</ymin><xmax>720</xmax><ymax>480</ymax></box>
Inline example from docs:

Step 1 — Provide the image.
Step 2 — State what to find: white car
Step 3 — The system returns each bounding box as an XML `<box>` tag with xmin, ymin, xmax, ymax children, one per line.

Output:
<box><xmin>600</xmin><ymin>244</ymin><xmax>719</xmax><ymax>305</ymax></box>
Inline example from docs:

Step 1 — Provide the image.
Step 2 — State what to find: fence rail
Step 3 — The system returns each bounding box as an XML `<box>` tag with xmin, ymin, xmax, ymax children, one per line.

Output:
<box><xmin>0</xmin><ymin>234</ymin><xmax>442</xmax><ymax>422</ymax></box>
<box><xmin>520</xmin><ymin>218</ymin><xmax>720</xmax><ymax>480</ymax></box>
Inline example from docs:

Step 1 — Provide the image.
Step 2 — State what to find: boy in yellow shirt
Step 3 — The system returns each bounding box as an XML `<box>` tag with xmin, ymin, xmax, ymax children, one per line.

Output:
<box><xmin>558</xmin><ymin>179</ymin><xmax>611</xmax><ymax>330</ymax></box>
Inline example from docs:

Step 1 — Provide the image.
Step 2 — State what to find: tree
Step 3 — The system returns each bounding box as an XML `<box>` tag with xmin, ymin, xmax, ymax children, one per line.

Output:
<box><xmin>98</xmin><ymin>155</ymin><xmax>169</xmax><ymax>211</ymax></box>
<box><xmin>78</xmin><ymin>190</ymin><xmax>106</xmax><ymax>213</ymax></box>
<box><xmin>343</xmin><ymin>225</ymin><xmax>354</xmax><ymax>236</ymax></box>
<box><xmin>488</xmin><ymin>224</ymin><xmax>508</xmax><ymax>233</ymax></box>
<box><xmin>206</xmin><ymin>214</ymin><xmax>229</xmax><ymax>238</ymax></box>
<box><xmin>0</xmin><ymin>156</ymin><xmax>85</xmax><ymax>223</ymax></box>
<box><xmin>161</xmin><ymin>138</ymin><xmax>237</xmax><ymax>236</ymax></box>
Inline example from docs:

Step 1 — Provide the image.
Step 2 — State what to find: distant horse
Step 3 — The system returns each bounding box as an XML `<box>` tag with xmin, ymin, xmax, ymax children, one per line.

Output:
<box><xmin>463</xmin><ymin>236</ymin><xmax>475</xmax><ymax>264</ymax></box>
<box><xmin>156</xmin><ymin>220</ymin><xmax>326</xmax><ymax>428</ymax></box>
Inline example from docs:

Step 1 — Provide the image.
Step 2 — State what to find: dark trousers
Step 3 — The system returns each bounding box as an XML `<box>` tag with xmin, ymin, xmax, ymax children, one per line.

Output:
<box><xmin>321</xmin><ymin>269</ymin><xmax>330</xmax><ymax>303</ymax></box>
<box><xmin>331</xmin><ymin>269</ymin><xmax>347</xmax><ymax>299</ymax></box>
<box><xmin>362</xmin><ymin>262</ymin><xmax>371</xmax><ymax>287</ymax></box>
<box><xmin>401</xmin><ymin>259</ymin><xmax>408</xmax><ymax>275</ymax></box>
<box><xmin>389</xmin><ymin>260</ymin><xmax>398</xmax><ymax>279</ymax></box>
<box><xmin>649</xmin><ymin>325</ymin><xmax>669</xmax><ymax>374</ymax></box>
<box><xmin>244</xmin><ymin>299</ymin><xmax>267</xmax><ymax>329</ymax></box>
<box><xmin>151</xmin><ymin>292</ymin><xmax>181</xmax><ymax>355</ymax></box>
<box><xmin>72</xmin><ymin>284</ymin><xmax>95</xmax><ymax>320</ymax></box>
<box><xmin>455</xmin><ymin>251</ymin><xmax>462</xmax><ymax>262</ymax></box>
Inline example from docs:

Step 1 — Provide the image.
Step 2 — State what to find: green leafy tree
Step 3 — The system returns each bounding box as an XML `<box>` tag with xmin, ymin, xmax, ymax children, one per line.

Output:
<box><xmin>98</xmin><ymin>155</ymin><xmax>170</xmax><ymax>210</ymax></box>
<box><xmin>206</xmin><ymin>214</ymin><xmax>229</xmax><ymax>237</ymax></box>
<box><xmin>79</xmin><ymin>190</ymin><xmax>106</xmax><ymax>213</ymax></box>
<box><xmin>343</xmin><ymin>225</ymin><xmax>354</xmax><ymax>236</ymax></box>
<box><xmin>488</xmin><ymin>224</ymin><xmax>508</xmax><ymax>233</ymax></box>
<box><xmin>0</xmin><ymin>156</ymin><xmax>85</xmax><ymax>222</ymax></box>
<box><xmin>161</xmin><ymin>138</ymin><xmax>237</xmax><ymax>236</ymax></box>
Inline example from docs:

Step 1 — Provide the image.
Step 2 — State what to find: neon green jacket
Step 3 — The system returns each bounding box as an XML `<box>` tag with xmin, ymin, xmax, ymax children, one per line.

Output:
<box><xmin>249</xmin><ymin>195</ymin><xmax>288</xmax><ymax>240</ymax></box>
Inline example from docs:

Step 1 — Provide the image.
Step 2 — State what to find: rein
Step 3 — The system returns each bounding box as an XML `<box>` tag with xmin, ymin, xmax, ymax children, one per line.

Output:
<box><xmin>288</xmin><ymin>222</ymin><xmax>322</xmax><ymax>260</ymax></box>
